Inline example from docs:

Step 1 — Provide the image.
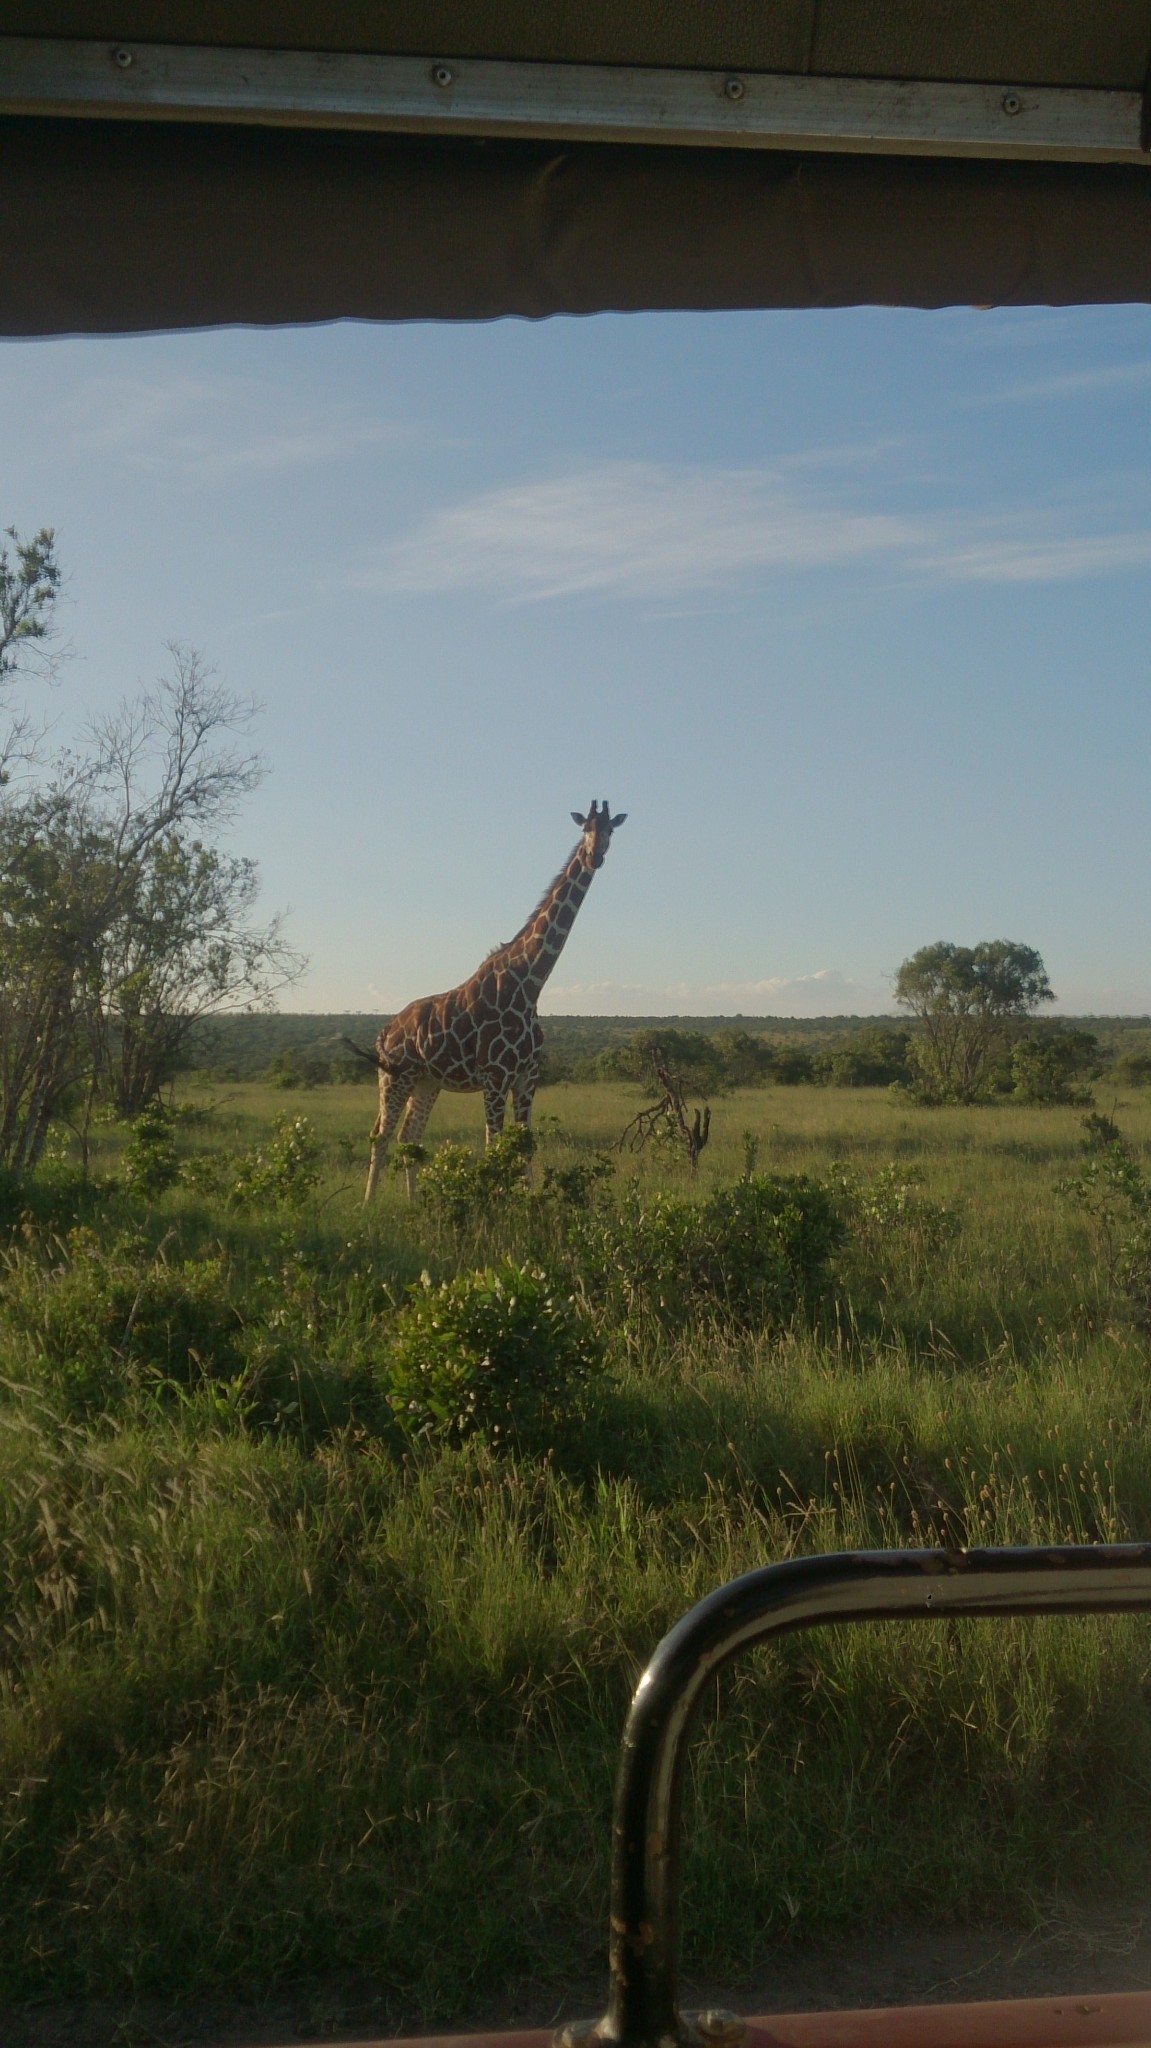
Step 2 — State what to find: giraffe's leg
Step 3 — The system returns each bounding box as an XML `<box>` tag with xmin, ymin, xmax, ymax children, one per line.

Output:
<box><xmin>482</xmin><ymin>1074</ymin><xmax>508</xmax><ymax>1147</ymax></box>
<box><xmin>510</xmin><ymin>1069</ymin><xmax>538</xmax><ymax>1186</ymax></box>
<box><xmin>396</xmin><ymin>1076</ymin><xmax>441</xmax><ymax>1201</ymax></box>
<box><xmin>365</xmin><ymin>1071</ymin><xmax>406</xmax><ymax>1203</ymax></box>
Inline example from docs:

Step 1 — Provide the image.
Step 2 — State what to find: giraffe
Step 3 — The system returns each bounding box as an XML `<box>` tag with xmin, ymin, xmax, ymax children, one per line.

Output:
<box><xmin>365</xmin><ymin>801</ymin><xmax>626</xmax><ymax>1201</ymax></box>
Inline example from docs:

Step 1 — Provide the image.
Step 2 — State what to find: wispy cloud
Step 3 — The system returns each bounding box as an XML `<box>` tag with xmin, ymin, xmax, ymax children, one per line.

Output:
<box><xmin>63</xmin><ymin>374</ymin><xmax>406</xmax><ymax>483</ymax></box>
<box><xmin>351</xmin><ymin>457</ymin><xmax>1151</xmax><ymax>603</ymax></box>
<box><xmin>976</xmin><ymin>360</ymin><xmax>1151</xmax><ymax>406</ymax></box>
<box><xmin>356</xmin><ymin>462</ymin><xmax>919</xmax><ymax>603</ymax></box>
<box><xmin>776</xmin><ymin>435</ymin><xmax>910</xmax><ymax>473</ymax></box>
<box><xmin>926</xmin><ymin>530</ymin><xmax>1151</xmax><ymax>583</ymax></box>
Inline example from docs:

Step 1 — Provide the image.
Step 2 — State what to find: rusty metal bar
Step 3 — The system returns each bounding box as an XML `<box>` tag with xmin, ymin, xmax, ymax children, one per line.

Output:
<box><xmin>567</xmin><ymin>1545</ymin><xmax>1151</xmax><ymax>2048</ymax></box>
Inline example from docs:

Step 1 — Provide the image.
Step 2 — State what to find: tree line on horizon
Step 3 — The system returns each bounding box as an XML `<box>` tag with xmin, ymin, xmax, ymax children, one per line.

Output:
<box><xmin>237</xmin><ymin>1003</ymin><xmax>1150</xmax><ymax>1109</ymax></box>
<box><xmin>581</xmin><ymin>944</ymin><xmax>1147</xmax><ymax>1106</ymax></box>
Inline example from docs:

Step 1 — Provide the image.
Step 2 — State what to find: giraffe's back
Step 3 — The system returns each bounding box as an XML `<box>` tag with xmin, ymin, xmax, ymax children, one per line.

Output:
<box><xmin>377</xmin><ymin>973</ymin><xmax>540</xmax><ymax>1090</ymax></box>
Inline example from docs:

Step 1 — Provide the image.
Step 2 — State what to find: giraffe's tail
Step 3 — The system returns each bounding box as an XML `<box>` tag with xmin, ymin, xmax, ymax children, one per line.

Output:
<box><xmin>342</xmin><ymin>1035</ymin><xmax>396</xmax><ymax>1073</ymax></box>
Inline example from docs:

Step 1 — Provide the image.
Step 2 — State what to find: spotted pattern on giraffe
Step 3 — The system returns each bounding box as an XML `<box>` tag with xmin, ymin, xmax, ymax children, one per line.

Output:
<box><xmin>364</xmin><ymin>803</ymin><xmax>626</xmax><ymax>1199</ymax></box>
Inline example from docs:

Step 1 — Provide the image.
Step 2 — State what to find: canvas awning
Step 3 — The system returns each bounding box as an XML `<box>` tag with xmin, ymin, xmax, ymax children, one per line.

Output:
<box><xmin>3</xmin><ymin>2</ymin><xmax>1151</xmax><ymax>332</ymax></box>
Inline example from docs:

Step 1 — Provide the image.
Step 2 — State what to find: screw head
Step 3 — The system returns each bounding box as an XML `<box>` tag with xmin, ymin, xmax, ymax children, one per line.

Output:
<box><xmin>431</xmin><ymin>62</ymin><xmax>454</xmax><ymax>88</ymax></box>
<box><xmin>111</xmin><ymin>45</ymin><xmax>134</xmax><ymax>68</ymax></box>
<box><xmin>1002</xmin><ymin>91</ymin><xmax>1023</xmax><ymax>115</ymax></box>
<box><xmin>724</xmin><ymin>76</ymin><xmax>746</xmax><ymax>103</ymax></box>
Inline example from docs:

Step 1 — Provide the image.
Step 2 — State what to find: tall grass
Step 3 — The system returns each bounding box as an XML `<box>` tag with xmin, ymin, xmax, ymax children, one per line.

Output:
<box><xmin>2</xmin><ymin>1081</ymin><xmax>1151</xmax><ymax>2016</ymax></box>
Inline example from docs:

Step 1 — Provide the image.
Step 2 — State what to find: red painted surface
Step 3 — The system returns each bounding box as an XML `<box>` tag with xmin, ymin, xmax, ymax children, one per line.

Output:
<box><xmin>275</xmin><ymin>1993</ymin><xmax>1151</xmax><ymax>2048</ymax></box>
<box><xmin>745</xmin><ymin>1990</ymin><xmax>1151</xmax><ymax>2045</ymax></box>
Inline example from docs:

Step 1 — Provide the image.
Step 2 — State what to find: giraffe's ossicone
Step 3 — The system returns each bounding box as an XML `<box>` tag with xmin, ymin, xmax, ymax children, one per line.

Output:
<box><xmin>365</xmin><ymin>801</ymin><xmax>627</xmax><ymax>1201</ymax></box>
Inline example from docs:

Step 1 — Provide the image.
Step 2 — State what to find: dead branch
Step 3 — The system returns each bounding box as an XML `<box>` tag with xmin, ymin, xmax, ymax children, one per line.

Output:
<box><xmin>616</xmin><ymin>1047</ymin><xmax>711</xmax><ymax>1174</ymax></box>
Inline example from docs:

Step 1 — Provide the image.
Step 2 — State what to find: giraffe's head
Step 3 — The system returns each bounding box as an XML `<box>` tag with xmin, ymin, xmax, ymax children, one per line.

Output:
<box><xmin>571</xmin><ymin>800</ymin><xmax>627</xmax><ymax>870</ymax></box>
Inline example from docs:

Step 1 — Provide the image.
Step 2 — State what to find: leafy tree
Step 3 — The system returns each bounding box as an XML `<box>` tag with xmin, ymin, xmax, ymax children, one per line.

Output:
<box><xmin>712</xmin><ymin>1028</ymin><xmax>775</xmax><ymax>1087</ymax></box>
<box><xmin>771</xmin><ymin>1045</ymin><xmax>815</xmax><ymax>1085</ymax></box>
<box><xmin>0</xmin><ymin>524</ymin><xmax>62</xmax><ymax>779</ymax></box>
<box><xmin>0</xmin><ymin>642</ymin><xmax>277</xmax><ymax>1172</ymax></box>
<box><xmin>93</xmin><ymin>829</ymin><xmax>302</xmax><ymax>1117</ymax></box>
<box><xmin>1114</xmin><ymin>1050</ymin><xmax>1151</xmax><ymax>1088</ymax></box>
<box><xmin>894</xmin><ymin>940</ymin><xmax>1054</xmax><ymax>1103</ymax></box>
<box><xmin>0</xmin><ymin>526</ymin><xmax>61</xmax><ymax>686</ymax></box>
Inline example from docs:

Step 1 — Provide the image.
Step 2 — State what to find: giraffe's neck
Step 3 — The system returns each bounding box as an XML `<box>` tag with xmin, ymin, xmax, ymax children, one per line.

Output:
<box><xmin>495</xmin><ymin>845</ymin><xmax>595</xmax><ymax>1001</ymax></box>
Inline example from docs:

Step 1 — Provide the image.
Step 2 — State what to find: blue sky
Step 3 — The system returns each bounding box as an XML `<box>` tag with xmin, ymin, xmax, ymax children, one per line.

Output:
<box><xmin>2</xmin><ymin>301</ymin><xmax>1150</xmax><ymax>1015</ymax></box>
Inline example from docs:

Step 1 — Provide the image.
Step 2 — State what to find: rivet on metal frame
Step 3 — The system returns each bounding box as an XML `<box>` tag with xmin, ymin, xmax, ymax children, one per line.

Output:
<box><xmin>431</xmin><ymin>62</ymin><xmax>455</xmax><ymax>88</ymax></box>
<box><xmin>723</xmin><ymin>77</ymin><xmax>746</xmax><ymax>103</ymax></box>
<box><xmin>111</xmin><ymin>46</ymin><xmax>134</xmax><ymax>68</ymax></box>
<box><xmin>1002</xmin><ymin>91</ymin><xmax>1023</xmax><ymax>115</ymax></box>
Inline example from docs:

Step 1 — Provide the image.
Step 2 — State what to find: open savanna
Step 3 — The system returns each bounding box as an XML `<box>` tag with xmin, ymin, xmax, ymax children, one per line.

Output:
<box><xmin>3</xmin><ymin>1076</ymin><xmax>1151</xmax><ymax>2024</ymax></box>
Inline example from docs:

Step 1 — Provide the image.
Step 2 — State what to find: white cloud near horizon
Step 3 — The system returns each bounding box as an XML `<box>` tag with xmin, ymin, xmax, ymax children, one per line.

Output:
<box><xmin>353</xmin><ymin>459</ymin><xmax>1151</xmax><ymax>604</ymax></box>
<box><xmin>326</xmin><ymin>971</ymin><xmax>1151</xmax><ymax>1017</ymax></box>
<box><xmin>540</xmin><ymin>967</ymin><xmax>895</xmax><ymax>1017</ymax></box>
<box><xmin>353</xmin><ymin>967</ymin><xmax>893</xmax><ymax>1018</ymax></box>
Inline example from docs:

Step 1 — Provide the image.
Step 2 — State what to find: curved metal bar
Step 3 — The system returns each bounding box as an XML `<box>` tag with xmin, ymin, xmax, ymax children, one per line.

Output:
<box><xmin>588</xmin><ymin>1544</ymin><xmax>1151</xmax><ymax>2048</ymax></box>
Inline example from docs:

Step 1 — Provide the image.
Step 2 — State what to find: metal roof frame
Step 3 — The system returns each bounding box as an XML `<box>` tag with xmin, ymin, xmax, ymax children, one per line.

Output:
<box><xmin>3</xmin><ymin>35</ymin><xmax>1149</xmax><ymax>164</ymax></box>
<box><xmin>4</xmin><ymin>15</ymin><xmax>1151</xmax><ymax>358</ymax></box>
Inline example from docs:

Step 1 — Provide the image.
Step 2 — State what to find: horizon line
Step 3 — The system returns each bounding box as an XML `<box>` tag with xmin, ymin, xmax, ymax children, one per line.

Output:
<box><xmin>265</xmin><ymin>1007</ymin><xmax>1151</xmax><ymax>1024</ymax></box>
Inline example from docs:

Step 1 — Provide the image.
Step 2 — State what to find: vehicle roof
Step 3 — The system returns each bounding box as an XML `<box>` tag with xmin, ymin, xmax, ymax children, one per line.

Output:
<box><xmin>3</xmin><ymin>8</ymin><xmax>1150</xmax><ymax>338</ymax></box>
<box><xmin>8</xmin><ymin>3</ymin><xmax>1151</xmax><ymax>88</ymax></box>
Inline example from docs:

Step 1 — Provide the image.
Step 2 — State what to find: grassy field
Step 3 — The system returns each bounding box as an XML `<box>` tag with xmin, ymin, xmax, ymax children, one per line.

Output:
<box><xmin>3</xmin><ymin>1077</ymin><xmax>1151</xmax><ymax>2025</ymax></box>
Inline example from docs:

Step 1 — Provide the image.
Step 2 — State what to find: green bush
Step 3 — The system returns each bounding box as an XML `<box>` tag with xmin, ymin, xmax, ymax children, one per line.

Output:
<box><xmin>1082</xmin><ymin>1109</ymin><xmax>1123</xmax><ymax>1150</ymax></box>
<box><xmin>538</xmin><ymin>1154</ymin><xmax>615</xmax><ymax>1210</ymax></box>
<box><xmin>813</xmin><ymin>1028</ymin><xmax>912</xmax><ymax>1089</ymax></box>
<box><xmin>123</xmin><ymin>1103</ymin><xmax>181</xmax><ymax>1197</ymax></box>
<box><xmin>382</xmin><ymin>1260</ymin><xmax>603</xmax><ymax>1447</ymax></box>
<box><xmin>1113</xmin><ymin>1050</ymin><xmax>1151</xmax><ymax>1087</ymax></box>
<box><xmin>229</xmin><ymin>1113</ymin><xmax>322</xmax><ymax>1207</ymax></box>
<box><xmin>1008</xmin><ymin>1029</ymin><xmax>1101</xmax><ymax>1106</ymax></box>
<box><xmin>771</xmin><ymin>1046</ymin><xmax>815</xmax><ymax>1085</ymax></box>
<box><xmin>829</xmin><ymin>1161</ymin><xmax>960</xmax><ymax>1296</ymax></box>
<box><xmin>265</xmin><ymin>1047</ymin><xmax>331</xmax><ymax>1089</ymax></box>
<box><xmin>573</xmin><ymin>1173</ymin><xmax>843</xmax><ymax>1337</ymax></box>
<box><xmin>1058</xmin><ymin>1134</ymin><xmax>1151</xmax><ymax>1325</ymax></box>
<box><xmin>416</xmin><ymin>1126</ymin><xmax>532</xmax><ymax>1237</ymax></box>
